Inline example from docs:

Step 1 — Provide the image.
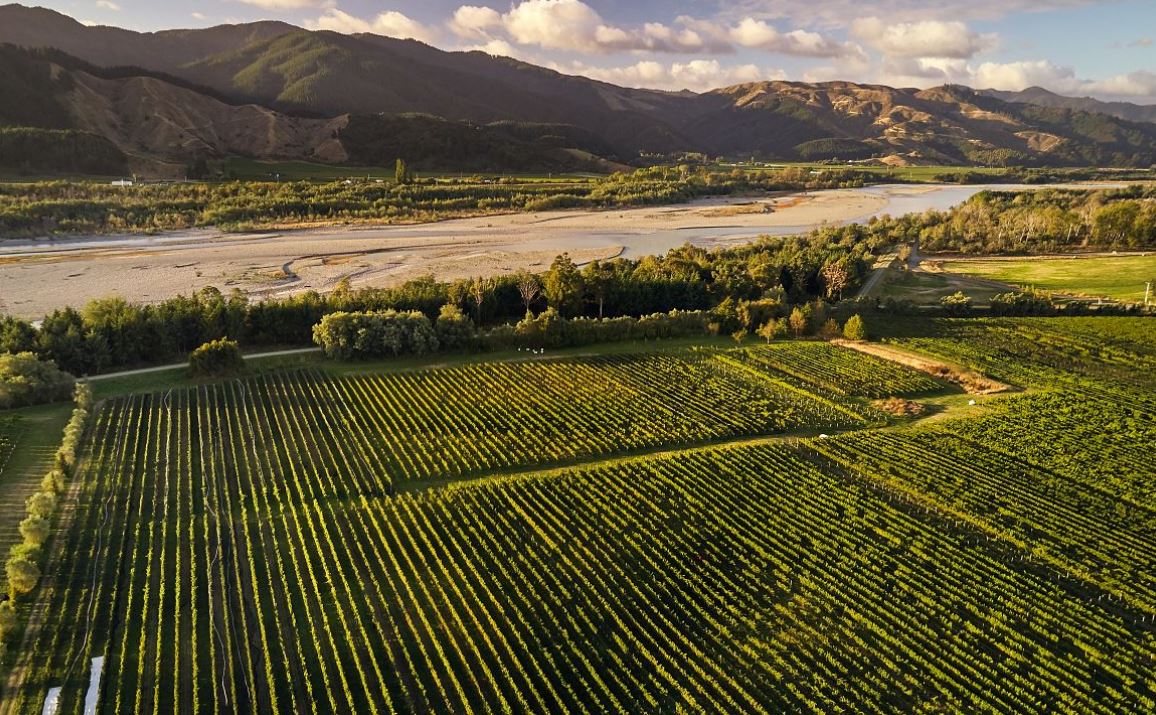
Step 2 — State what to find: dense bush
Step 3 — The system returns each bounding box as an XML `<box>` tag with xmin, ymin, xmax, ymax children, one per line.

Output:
<box><xmin>0</xmin><ymin>352</ymin><xmax>75</xmax><ymax>409</ymax></box>
<box><xmin>507</xmin><ymin>309</ymin><xmax>711</xmax><ymax>349</ymax></box>
<box><xmin>0</xmin><ymin>128</ymin><xmax>127</xmax><ymax>176</ymax></box>
<box><xmin>990</xmin><ymin>290</ymin><xmax>1058</xmax><ymax>316</ymax></box>
<box><xmin>188</xmin><ymin>338</ymin><xmax>245</xmax><ymax>377</ymax></box>
<box><xmin>313</xmin><ymin>310</ymin><xmax>439</xmax><ymax>360</ymax></box>
<box><xmin>916</xmin><ymin>185</ymin><xmax>1156</xmax><ymax>253</ymax></box>
<box><xmin>940</xmin><ymin>292</ymin><xmax>974</xmax><ymax>317</ymax></box>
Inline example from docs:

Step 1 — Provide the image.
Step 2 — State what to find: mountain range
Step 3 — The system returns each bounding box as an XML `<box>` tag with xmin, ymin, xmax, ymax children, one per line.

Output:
<box><xmin>979</xmin><ymin>87</ymin><xmax>1156</xmax><ymax>126</ymax></box>
<box><xmin>1</xmin><ymin>3</ymin><xmax>1155</xmax><ymax>176</ymax></box>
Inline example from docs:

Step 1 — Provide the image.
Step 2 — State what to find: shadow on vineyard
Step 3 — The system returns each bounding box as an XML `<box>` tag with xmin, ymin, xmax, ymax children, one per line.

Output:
<box><xmin>3</xmin><ymin>318</ymin><xmax>1156</xmax><ymax>713</ymax></box>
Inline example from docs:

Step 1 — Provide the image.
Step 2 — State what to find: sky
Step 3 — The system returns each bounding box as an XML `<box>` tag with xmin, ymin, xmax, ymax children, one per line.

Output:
<box><xmin>43</xmin><ymin>0</ymin><xmax>1156</xmax><ymax>102</ymax></box>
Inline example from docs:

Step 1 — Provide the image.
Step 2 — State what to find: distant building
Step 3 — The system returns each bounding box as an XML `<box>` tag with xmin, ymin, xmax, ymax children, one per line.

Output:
<box><xmin>110</xmin><ymin>179</ymin><xmax>133</xmax><ymax>187</ymax></box>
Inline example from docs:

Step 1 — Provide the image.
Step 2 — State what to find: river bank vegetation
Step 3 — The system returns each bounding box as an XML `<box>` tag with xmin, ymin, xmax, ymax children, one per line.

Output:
<box><xmin>0</xmin><ymin>164</ymin><xmax>1151</xmax><ymax>238</ymax></box>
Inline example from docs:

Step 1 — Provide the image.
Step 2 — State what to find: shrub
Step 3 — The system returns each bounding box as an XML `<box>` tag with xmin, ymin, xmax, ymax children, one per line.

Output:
<box><xmin>313</xmin><ymin>311</ymin><xmax>439</xmax><ymax>360</ymax></box>
<box><xmin>6</xmin><ymin>548</ymin><xmax>40</xmax><ymax>599</ymax></box>
<box><xmin>989</xmin><ymin>290</ymin><xmax>1057</xmax><ymax>316</ymax></box>
<box><xmin>0</xmin><ymin>352</ymin><xmax>75</xmax><ymax>409</ymax></box>
<box><xmin>939</xmin><ymin>291</ymin><xmax>973</xmax><ymax>317</ymax></box>
<box><xmin>818</xmin><ymin>319</ymin><xmax>842</xmax><ymax>340</ymax></box>
<box><xmin>435</xmin><ymin>304</ymin><xmax>475</xmax><ymax>350</ymax></box>
<box><xmin>189</xmin><ymin>338</ymin><xmax>245</xmax><ymax>377</ymax></box>
<box><xmin>843</xmin><ymin>315</ymin><xmax>868</xmax><ymax>341</ymax></box>
<box><xmin>18</xmin><ymin>515</ymin><xmax>50</xmax><ymax>548</ymax></box>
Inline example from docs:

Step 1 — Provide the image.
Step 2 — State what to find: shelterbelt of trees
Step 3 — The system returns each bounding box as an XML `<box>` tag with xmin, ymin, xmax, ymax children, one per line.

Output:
<box><xmin>0</xmin><ymin>166</ymin><xmax>872</xmax><ymax>236</ymax></box>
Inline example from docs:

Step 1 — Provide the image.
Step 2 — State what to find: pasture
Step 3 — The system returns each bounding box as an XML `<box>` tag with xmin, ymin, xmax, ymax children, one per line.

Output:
<box><xmin>940</xmin><ymin>254</ymin><xmax>1156</xmax><ymax>303</ymax></box>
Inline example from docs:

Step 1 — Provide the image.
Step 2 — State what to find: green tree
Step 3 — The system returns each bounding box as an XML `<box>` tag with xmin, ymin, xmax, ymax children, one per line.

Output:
<box><xmin>582</xmin><ymin>260</ymin><xmax>613</xmax><ymax>319</ymax></box>
<box><xmin>189</xmin><ymin>338</ymin><xmax>244</xmax><ymax>377</ymax></box>
<box><xmin>818</xmin><ymin>318</ymin><xmax>841</xmax><ymax>340</ymax></box>
<box><xmin>0</xmin><ymin>599</ymin><xmax>16</xmax><ymax>643</ymax></box>
<box><xmin>7</xmin><ymin>551</ymin><xmax>40</xmax><ymax>598</ymax></box>
<box><xmin>0</xmin><ymin>352</ymin><xmax>75</xmax><ymax>410</ymax></box>
<box><xmin>897</xmin><ymin>245</ymin><xmax>913</xmax><ymax>271</ymax></box>
<box><xmin>19</xmin><ymin>515</ymin><xmax>50</xmax><ymax>548</ymax></box>
<box><xmin>843</xmin><ymin>314</ymin><xmax>868</xmax><ymax>341</ymax></box>
<box><xmin>820</xmin><ymin>260</ymin><xmax>851</xmax><ymax>300</ymax></box>
<box><xmin>788</xmin><ymin>307</ymin><xmax>808</xmax><ymax>338</ymax></box>
<box><xmin>0</xmin><ymin>316</ymin><xmax>37</xmax><ymax>354</ymax></box>
<box><xmin>467</xmin><ymin>276</ymin><xmax>492</xmax><ymax>325</ymax></box>
<box><xmin>544</xmin><ymin>253</ymin><xmax>584</xmax><ymax>317</ymax></box>
<box><xmin>395</xmin><ymin>158</ymin><xmax>413</xmax><ymax>185</ymax></box>
<box><xmin>435</xmin><ymin>304</ymin><xmax>474</xmax><ymax>350</ymax></box>
<box><xmin>37</xmin><ymin>308</ymin><xmax>99</xmax><ymax>375</ymax></box>
<box><xmin>756</xmin><ymin>318</ymin><xmax>788</xmax><ymax>343</ymax></box>
<box><xmin>25</xmin><ymin>491</ymin><xmax>56</xmax><ymax>520</ymax></box>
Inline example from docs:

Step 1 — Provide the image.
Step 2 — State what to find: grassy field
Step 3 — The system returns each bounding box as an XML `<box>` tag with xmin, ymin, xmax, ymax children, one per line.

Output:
<box><xmin>940</xmin><ymin>254</ymin><xmax>1156</xmax><ymax>303</ymax></box>
<box><xmin>4</xmin><ymin>319</ymin><xmax>1156</xmax><ymax>713</ymax></box>
<box><xmin>877</xmin><ymin>268</ymin><xmax>1010</xmax><ymax>305</ymax></box>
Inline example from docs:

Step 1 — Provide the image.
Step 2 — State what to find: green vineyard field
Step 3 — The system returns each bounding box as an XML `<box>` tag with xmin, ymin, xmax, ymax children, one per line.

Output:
<box><xmin>4</xmin><ymin>321</ymin><xmax>1156</xmax><ymax>713</ymax></box>
<box><xmin>730</xmin><ymin>342</ymin><xmax>945</xmax><ymax>398</ymax></box>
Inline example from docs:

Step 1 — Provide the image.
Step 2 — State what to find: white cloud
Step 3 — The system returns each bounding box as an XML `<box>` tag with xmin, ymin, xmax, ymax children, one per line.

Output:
<box><xmin>236</xmin><ymin>0</ymin><xmax>331</xmax><ymax>8</ymax></box>
<box><xmin>730</xmin><ymin>18</ymin><xmax>865</xmax><ymax>59</ymax></box>
<box><xmin>1084</xmin><ymin>70</ymin><xmax>1156</xmax><ymax>98</ymax></box>
<box><xmin>503</xmin><ymin>0</ymin><xmax>604</xmax><ymax>51</ymax></box>
<box><xmin>719</xmin><ymin>1</ymin><xmax>1106</xmax><ymax>28</ymax></box>
<box><xmin>556</xmin><ymin>59</ymin><xmax>785</xmax><ymax>92</ymax></box>
<box><xmin>972</xmin><ymin>61</ymin><xmax>1156</xmax><ymax>101</ymax></box>
<box><xmin>851</xmin><ymin>17</ymin><xmax>995</xmax><ymax>59</ymax></box>
<box><xmin>449</xmin><ymin>6</ymin><xmax>503</xmax><ymax>39</ymax></box>
<box><xmin>310</xmin><ymin>7</ymin><xmax>438</xmax><ymax>43</ymax></box>
<box><xmin>464</xmin><ymin>39</ymin><xmax>522</xmax><ymax>59</ymax></box>
<box><xmin>970</xmin><ymin>60</ymin><xmax>1074</xmax><ymax>91</ymax></box>
<box><xmin>95</xmin><ymin>0</ymin><xmax>121</xmax><ymax>10</ymax></box>
<box><xmin>191</xmin><ymin>12</ymin><xmax>208</xmax><ymax>20</ymax></box>
<box><xmin>449</xmin><ymin>1</ymin><xmax>855</xmax><ymax>58</ymax></box>
<box><xmin>871</xmin><ymin>57</ymin><xmax>1156</xmax><ymax>103</ymax></box>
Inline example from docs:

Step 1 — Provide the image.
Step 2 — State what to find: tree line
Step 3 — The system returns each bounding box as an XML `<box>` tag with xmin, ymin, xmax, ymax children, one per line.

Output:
<box><xmin>1</xmin><ymin>383</ymin><xmax>92</xmax><ymax>660</ymax></box>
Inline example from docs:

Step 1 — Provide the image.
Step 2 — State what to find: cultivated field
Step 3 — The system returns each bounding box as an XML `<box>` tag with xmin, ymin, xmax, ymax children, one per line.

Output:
<box><xmin>3</xmin><ymin>318</ymin><xmax>1155</xmax><ymax>713</ymax></box>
